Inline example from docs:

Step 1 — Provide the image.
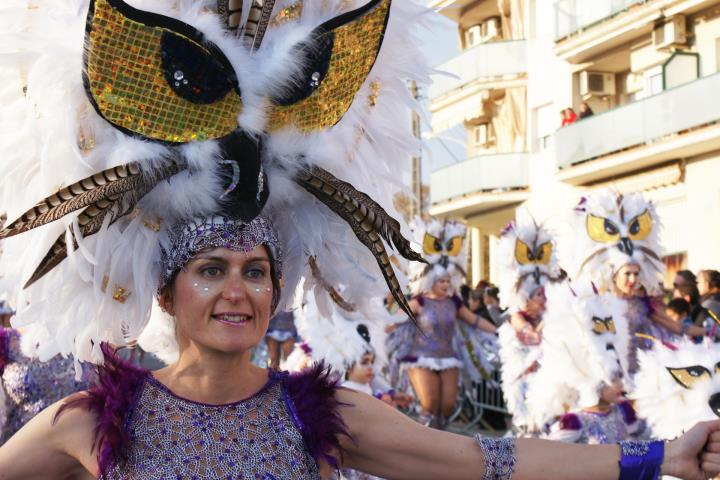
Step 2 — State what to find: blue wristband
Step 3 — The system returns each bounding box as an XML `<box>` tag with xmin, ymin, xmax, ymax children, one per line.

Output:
<box><xmin>618</xmin><ymin>441</ymin><xmax>664</xmax><ymax>480</ymax></box>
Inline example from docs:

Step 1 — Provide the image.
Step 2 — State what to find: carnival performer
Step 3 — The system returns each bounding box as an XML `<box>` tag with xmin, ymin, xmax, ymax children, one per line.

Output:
<box><xmin>558</xmin><ymin>190</ymin><xmax>704</xmax><ymax>375</ymax></box>
<box><xmin>0</xmin><ymin>302</ymin><xmax>91</xmax><ymax>444</ymax></box>
<box><xmin>390</xmin><ymin>218</ymin><xmax>498</xmax><ymax>429</ymax></box>
<box><xmin>265</xmin><ymin>310</ymin><xmax>298</xmax><ymax>369</ymax></box>
<box><xmin>0</xmin><ymin>0</ymin><xmax>718</xmax><ymax>478</ymax></box>
<box><xmin>526</xmin><ymin>282</ymin><xmax>640</xmax><ymax>443</ymax></box>
<box><xmin>496</xmin><ymin>217</ymin><xmax>564</xmax><ymax>434</ymax></box>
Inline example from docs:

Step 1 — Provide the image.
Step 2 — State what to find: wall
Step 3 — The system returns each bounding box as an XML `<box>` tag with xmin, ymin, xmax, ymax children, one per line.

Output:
<box><xmin>684</xmin><ymin>153</ymin><xmax>720</xmax><ymax>271</ymax></box>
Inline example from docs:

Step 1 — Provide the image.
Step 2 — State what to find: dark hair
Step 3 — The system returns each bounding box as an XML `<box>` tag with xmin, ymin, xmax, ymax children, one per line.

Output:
<box><xmin>700</xmin><ymin>270</ymin><xmax>720</xmax><ymax>290</ymax></box>
<box><xmin>666</xmin><ymin>298</ymin><xmax>690</xmax><ymax>317</ymax></box>
<box><xmin>675</xmin><ymin>270</ymin><xmax>697</xmax><ymax>286</ymax></box>
<box><xmin>485</xmin><ymin>287</ymin><xmax>500</xmax><ymax>301</ymax></box>
<box><xmin>676</xmin><ymin>284</ymin><xmax>699</xmax><ymax>305</ymax></box>
<box><xmin>469</xmin><ymin>288</ymin><xmax>483</xmax><ymax>301</ymax></box>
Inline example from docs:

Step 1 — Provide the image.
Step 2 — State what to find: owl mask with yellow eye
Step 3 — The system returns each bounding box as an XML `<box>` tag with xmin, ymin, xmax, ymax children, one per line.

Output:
<box><xmin>632</xmin><ymin>339</ymin><xmax>720</xmax><ymax>440</ymax></box>
<box><xmin>559</xmin><ymin>189</ymin><xmax>664</xmax><ymax>295</ymax></box>
<box><xmin>0</xmin><ymin>0</ymin><xmax>430</xmax><ymax>363</ymax></box>
<box><xmin>496</xmin><ymin>217</ymin><xmax>564</xmax><ymax>312</ymax></box>
<box><xmin>407</xmin><ymin>218</ymin><xmax>467</xmax><ymax>295</ymax></box>
<box><xmin>526</xmin><ymin>281</ymin><xmax>631</xmax><ymax>427</ymax></box>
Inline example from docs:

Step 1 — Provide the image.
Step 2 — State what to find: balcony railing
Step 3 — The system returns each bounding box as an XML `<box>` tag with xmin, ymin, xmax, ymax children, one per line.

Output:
<box><xmin>431</xmin><ymin>153</ymin><xmax>530</xmax><ymax>204</ymax></box>
<box><xmin>555</xmin><ymin>73</ymin><xmax>720</xmax><ymax>169</ymax></box>
<box><xmin>554</xmin><ymin>0</ymin><xmax>647</xmax><ymax>40</ymax></box>
<box><xmin>429</xmin><ymin>40</ymin><xmax>528</xmax><ymax>100</ymax></box>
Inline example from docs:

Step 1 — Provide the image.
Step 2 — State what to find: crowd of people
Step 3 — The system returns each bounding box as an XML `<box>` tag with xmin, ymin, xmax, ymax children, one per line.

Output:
<box><xmin>0</xmin><ymin>0</ymin><xmax>719</xmax><ymax>479</ymax></box>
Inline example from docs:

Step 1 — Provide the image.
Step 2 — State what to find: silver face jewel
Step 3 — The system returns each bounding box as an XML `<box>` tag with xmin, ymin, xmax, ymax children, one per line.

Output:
<box><xmin>159</xmin><ymin>215</ymin><xmax>283</xmax><ymax>292</ymax></box>
<box><xmin>310</xmin><ymin>72</ymin><xmax>321</xmax><ymax>87</ymax></box>
<box><xmin>174</xmin><ymin>70</ymin><xmax>184</xmax><ymax>81</ymax></box>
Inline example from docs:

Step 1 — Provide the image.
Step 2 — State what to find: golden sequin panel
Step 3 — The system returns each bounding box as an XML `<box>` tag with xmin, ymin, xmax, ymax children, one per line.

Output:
<box><xmin>85</xmin><ymin>0</ymin><xmax>242</xmax><ymax>143</ymax></box>
<box><xmin>267</xmin><ymin>0</ymin><xmax>391</xmax><ymax>132</ymax></box>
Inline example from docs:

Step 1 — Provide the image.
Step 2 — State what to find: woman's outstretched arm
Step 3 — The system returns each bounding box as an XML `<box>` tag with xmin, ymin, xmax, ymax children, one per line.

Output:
<box><xmin>337</xmin><ymin>388</ymin><xmax>720</xmax><ymax>480</ymax></box>
<box><xmin>0</xmin><ymin>396</ymin><xmax>98</xmax><ymax>480</ymax></box>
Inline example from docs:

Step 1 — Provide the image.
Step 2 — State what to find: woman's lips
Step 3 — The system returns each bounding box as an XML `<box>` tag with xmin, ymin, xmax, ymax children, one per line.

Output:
<box><xmin>212</xmin><ymin>313</ymin><xmax>252</xmax><ymax>326</ymax></box>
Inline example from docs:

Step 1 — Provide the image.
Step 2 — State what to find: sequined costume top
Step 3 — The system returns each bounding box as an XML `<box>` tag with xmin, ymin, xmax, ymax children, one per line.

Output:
<box><xmin>0</xmin><ymin>328</ymin><xmax>90</xmax><ymax>443</ymax></box>
<box><xmin>61</xmin><ymin>345</ymin><xmax>347</xmax><ymax>479</ymax></box>
<box><xmin>406</xmin><ymin>296</ymin><xmax>463</xmax><ymax>361</ymax></box>
<box><xmin>550</xmin><ymin>401</ymin><xmax>641</xmax><ymax>444</ymax></box>
<box><xmin>624</xmin><ymin>296</ymin><xmax>678</xmax><ymax>374</ymax></box>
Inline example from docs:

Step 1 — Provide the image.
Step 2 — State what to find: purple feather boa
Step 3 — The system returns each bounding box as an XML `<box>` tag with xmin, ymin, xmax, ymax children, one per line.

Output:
<box><xmin>559</xmin><ymin>413</ymin><xmax>582</xmax><ymax>431</ymax></box>
<box><xmin>284</xmin><ymin>362</ymin><xmax>351</xmax><ymax>468</ymax></box>
<box><xmin>55</xmin><ymin>343</ymin><xmax>148</xmax><ymax>476</ymax></box>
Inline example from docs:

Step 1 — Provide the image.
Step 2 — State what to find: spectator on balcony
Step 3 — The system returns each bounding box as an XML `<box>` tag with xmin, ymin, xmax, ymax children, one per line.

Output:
<box><xmin>578</xmin><ymin>102</ymin><xmax>594</xmax><ymax>119</ymax></box>
<box><xmin>698</xmin><ymin>269</ymin><xmax>720</xmax><ymax>323</ymax></box>
<box><xmin>561</xmin><ymin>107</ymin><xmax>577</xmax><ymax>127</ymax></box>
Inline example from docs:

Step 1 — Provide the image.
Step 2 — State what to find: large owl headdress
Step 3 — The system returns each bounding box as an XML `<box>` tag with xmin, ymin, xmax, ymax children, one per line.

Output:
<box><xmin>632</xmin><ymin>339</ymin><xmax>720</xmax><ymax>439</ymax></box>
<box><xmin>559</xmin><ymin>189</ymin><xmax>663</xmax><ymax>295</ymax></box>
<box><xmin>526</xmin><ymin>281</ymin><xmax>630</xmax><ymax>427</ymax></box>
<box><xmin>407</xmin><ymin>218</ymin><xmax>466</xmax><ymax>295</ymax></box>
<box><xmin>0</xmin><ymin>0</ymin><xmax>429</xmax><ymax>362</ymax></box>
<box><xmin>496</xmin><ymin>217</ymin><xmax>563</xmax><ymax>311</ymax></box>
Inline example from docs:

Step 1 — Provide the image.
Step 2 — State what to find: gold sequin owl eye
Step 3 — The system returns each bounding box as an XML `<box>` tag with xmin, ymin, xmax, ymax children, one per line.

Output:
<box><xmin>667</xmin><ymin>365</ymin><xmax>712</xmax><ymax>390</ymax></box>
<box><xmin>445</xmin><ymin>236</ymin><xmax>464</xmax><ymax>257</ymax></box>
<box><xmin>267</xmin><ymin>0</ymin><xmax>391</xmax><ymax>132</ymax></box>
<box><xmin>84</xmin><ymin>0</ymin><xmax>242</xmax><ymax>143</ymax></box>
<box><xmin>514</xmin><ymin>240</ymin><xmax>534</xmax><ymax>265</ymax></box>
<box><xmin>627</xmin><ymin>210</ymin><xmax>653</xmax><ymax>241</ymax></box>
<box><xmin>423</xmin><ymin>234</ymin><xmax>443</xmax><ymax>256</ymax></box>
<box><xmin>586</xmin><ymin>214</ymin><xmax>621</xmax><ymax>243</ymax></box>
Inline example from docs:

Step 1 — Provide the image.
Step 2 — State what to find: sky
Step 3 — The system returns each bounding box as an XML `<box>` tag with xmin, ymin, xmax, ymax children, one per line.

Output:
<box><xmin>419</xmin><ymin>13</ymin><xmax>466</xmax><ymax>184</ymax></box>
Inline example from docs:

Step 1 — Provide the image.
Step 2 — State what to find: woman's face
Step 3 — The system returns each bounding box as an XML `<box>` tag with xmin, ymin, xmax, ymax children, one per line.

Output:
<box><xmin>468</xmin><ymin>296</ymin><xmax>481</xmax><ymax>311</ymax></box>
<box><xmin>527</xmin><ymin>287</ymin><xmax>546</xmax><ymax>312</ymax></box>
<box><xmin>615</xmin><ymin>263</ymin><xmax>641</xmax><ymax>295</ymax></box>
<box><xmin>347</xmin><ymin>352</ymin><xmax>375</xmax><ymax>385</ymax></box>
<box><xmin>161</xmin><ymin>245</ymin><xmax>274</xmax><ymax>355</ymax></box>
<box><xmin>698</xmin><ymin>274</ymin><xmax>710</xmax><ymax>296</ymax></box>
<box><xmin>431</xmin><ymin>276</ymin><xmax>451</xmax><ymax>297</ymax></box>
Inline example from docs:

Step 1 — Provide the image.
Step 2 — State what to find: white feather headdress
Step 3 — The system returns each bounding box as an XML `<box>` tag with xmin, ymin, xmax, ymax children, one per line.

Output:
<box><xmin>632</xmin><ymin>338</ymin><xmax>720</xmax><ymax>439</ymax></box>
<box><xmin>0</xmin><ymin>0</ymin><xmax>431</xmax><ymax>363</ymax></box>
<box><xmin>407</xmin><ymin>218</ymin><xmax>467</xmax><ymax>295</ymax></box>
<box><xmin>558</xmin><ymin>189</ymin><xmax>664</xmax><ymax>295</ymax></box>
<box><xmin>496</xmin><ymin>217</ymin><xmax>563</xmax><ymax>312</ymax></box>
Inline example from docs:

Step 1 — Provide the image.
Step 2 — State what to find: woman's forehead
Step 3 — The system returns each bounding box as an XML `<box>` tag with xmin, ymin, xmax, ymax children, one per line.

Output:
<box><xmin>191</xmin><ymin>245</ymin><xmax>270</xmax><ymax>262</ymax></box>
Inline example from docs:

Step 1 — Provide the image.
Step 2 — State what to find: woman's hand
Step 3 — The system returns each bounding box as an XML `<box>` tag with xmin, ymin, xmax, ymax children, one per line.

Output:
<box><xmin>662</xmin><ymin>420</ymin><xmax>720</xmax><ymax>479</ymax></box>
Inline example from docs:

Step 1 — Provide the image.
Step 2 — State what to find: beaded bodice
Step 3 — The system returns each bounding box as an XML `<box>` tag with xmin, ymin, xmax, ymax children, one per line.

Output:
<box><xmin>408</xmin><ymin>296</ymin><xmax>460</xmax><ymax>359</ymax></box>
<box><xmin>102</xmin><ymin>371</ymin><xmax>320</xmax><ymax>479</ymax></box>
<box><xmin>0</xmin><ymin>328</ymin><xmax>90</xmax><ymax>442</ymax></box>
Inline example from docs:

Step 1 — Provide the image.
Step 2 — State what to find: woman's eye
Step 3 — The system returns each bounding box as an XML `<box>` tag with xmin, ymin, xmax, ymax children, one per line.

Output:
<box><xmin>246</xmin><ymin>267</ymin><xmax>266</xmax><ymax>279</ymax></box>
<box><xmin>201</xmin><ymin>266</ymin><xmax>223</xmax><ymax>277</ymax></box>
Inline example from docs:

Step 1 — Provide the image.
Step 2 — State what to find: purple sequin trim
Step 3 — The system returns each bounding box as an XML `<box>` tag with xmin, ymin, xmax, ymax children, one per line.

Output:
<box><xmin>159</xmin><ymin>215</ymin><xmax>283</xmax><ymax>290</ymax></box>
<box><xmin>284</xmin><ymin>362</ymin><xmax>351</xmax><ymax>468</ymax></box>
<box><xmin>475</xmin><ymin>435</ymin><xmax>517</xmax><ymax>480</ymax></box>
<box><xmin>0</xmin><ymin>327</ymin><xmax>13</xmax><ymax>374</ymax></box>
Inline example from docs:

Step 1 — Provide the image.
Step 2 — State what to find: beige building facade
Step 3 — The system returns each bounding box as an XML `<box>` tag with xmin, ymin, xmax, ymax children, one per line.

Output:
<box><xmin>428</xmin><ymin>0</ymin><xmax>720</xmax><ymax>288</ymax></box>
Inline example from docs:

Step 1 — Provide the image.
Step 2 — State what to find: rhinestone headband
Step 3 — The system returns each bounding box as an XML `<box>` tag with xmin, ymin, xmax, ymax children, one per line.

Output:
<box><xmin>159</xmin><ymin>215</ymin><xmax>283</xmax><ymax>290</ymax></box>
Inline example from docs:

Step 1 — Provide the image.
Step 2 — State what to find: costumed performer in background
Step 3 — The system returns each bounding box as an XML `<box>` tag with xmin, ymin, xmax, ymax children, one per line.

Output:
<box><xmin>496</xmin><ymin>216</ymin><xmax>564</xmax><ymax>435</ymax></box>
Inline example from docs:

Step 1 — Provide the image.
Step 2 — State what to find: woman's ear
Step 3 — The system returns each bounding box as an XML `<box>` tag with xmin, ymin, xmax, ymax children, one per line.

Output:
<box><xmin>158</xmin><ymin>289</ymin><xmax>175</xmax><ymax>316</ymax></box>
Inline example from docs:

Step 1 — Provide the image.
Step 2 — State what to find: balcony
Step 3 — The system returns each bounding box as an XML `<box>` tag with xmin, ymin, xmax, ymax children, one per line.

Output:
<box><xmin>429</xmin><ymin>153</ymin><xmax>530</xmax><ymax>217</ymax></box>
<box><xmin>553</xmin><ymin>0</ymin><xmax>719</xmax><ymax>63</ymax></box>
<box><xmin>554</xmin><ymin>0</ymin><xmax>646</xmax><ymax>40</ymax></box>
<box><xmin>430</xmin><ymin>40</ymin><xmax>528</xmax><ymax>101</ymax></box>
<box><xmin>555</xmin><ymin>73</ymin><xmax>720</xmax><ymax>185</ymax></box>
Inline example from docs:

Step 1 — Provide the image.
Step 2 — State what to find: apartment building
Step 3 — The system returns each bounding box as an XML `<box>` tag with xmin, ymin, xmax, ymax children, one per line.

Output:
<box><xmin>428</xmin><ymin>0</ymin><xmax>720</xmax><ymax>287</ymax></box>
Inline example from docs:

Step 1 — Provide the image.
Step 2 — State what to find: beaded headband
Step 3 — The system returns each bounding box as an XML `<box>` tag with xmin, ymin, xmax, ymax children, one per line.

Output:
<box><xmin>159</xmin><ymin>215</ymin><xmax>282</xmax><ymax>290</ymax></box>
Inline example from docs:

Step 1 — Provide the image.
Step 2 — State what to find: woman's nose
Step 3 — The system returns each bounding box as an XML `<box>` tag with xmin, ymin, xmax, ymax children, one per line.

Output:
<box><xmin>222</xmin><ymin>273</ymin><xmax>247</xmax><ymax>302</ymax></box>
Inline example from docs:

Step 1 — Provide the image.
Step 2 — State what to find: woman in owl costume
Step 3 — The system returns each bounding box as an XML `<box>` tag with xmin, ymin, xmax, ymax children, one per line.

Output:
<box><xmin>496</xmin><ymin>217</ymin><xmax>564</xmax><ymax>434</ymax></box>
<box><xmin>387</xmin><ymin>218</ymin><xmax>497</xmax><ymax>429</ymax></box>
<box><xmin>526</xmin><ymin>281</ymin><xmax>641</xmax><ymax>444</ymax></box>
<box><xmin>0</xmin><ymin>0</ymin><xmax>718</xmax><ymax>477</ymax></box>
<box><xmin>558</xmin><ymin>189</ymin><xmax>684</xmax><ymax>375</ymax></box>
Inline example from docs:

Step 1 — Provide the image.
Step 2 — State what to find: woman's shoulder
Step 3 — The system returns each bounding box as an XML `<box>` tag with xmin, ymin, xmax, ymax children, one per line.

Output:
<box><xmin>281</xmin><ymin>363</ymin><xmax>349</xmax><ymax>468</ymax></box>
